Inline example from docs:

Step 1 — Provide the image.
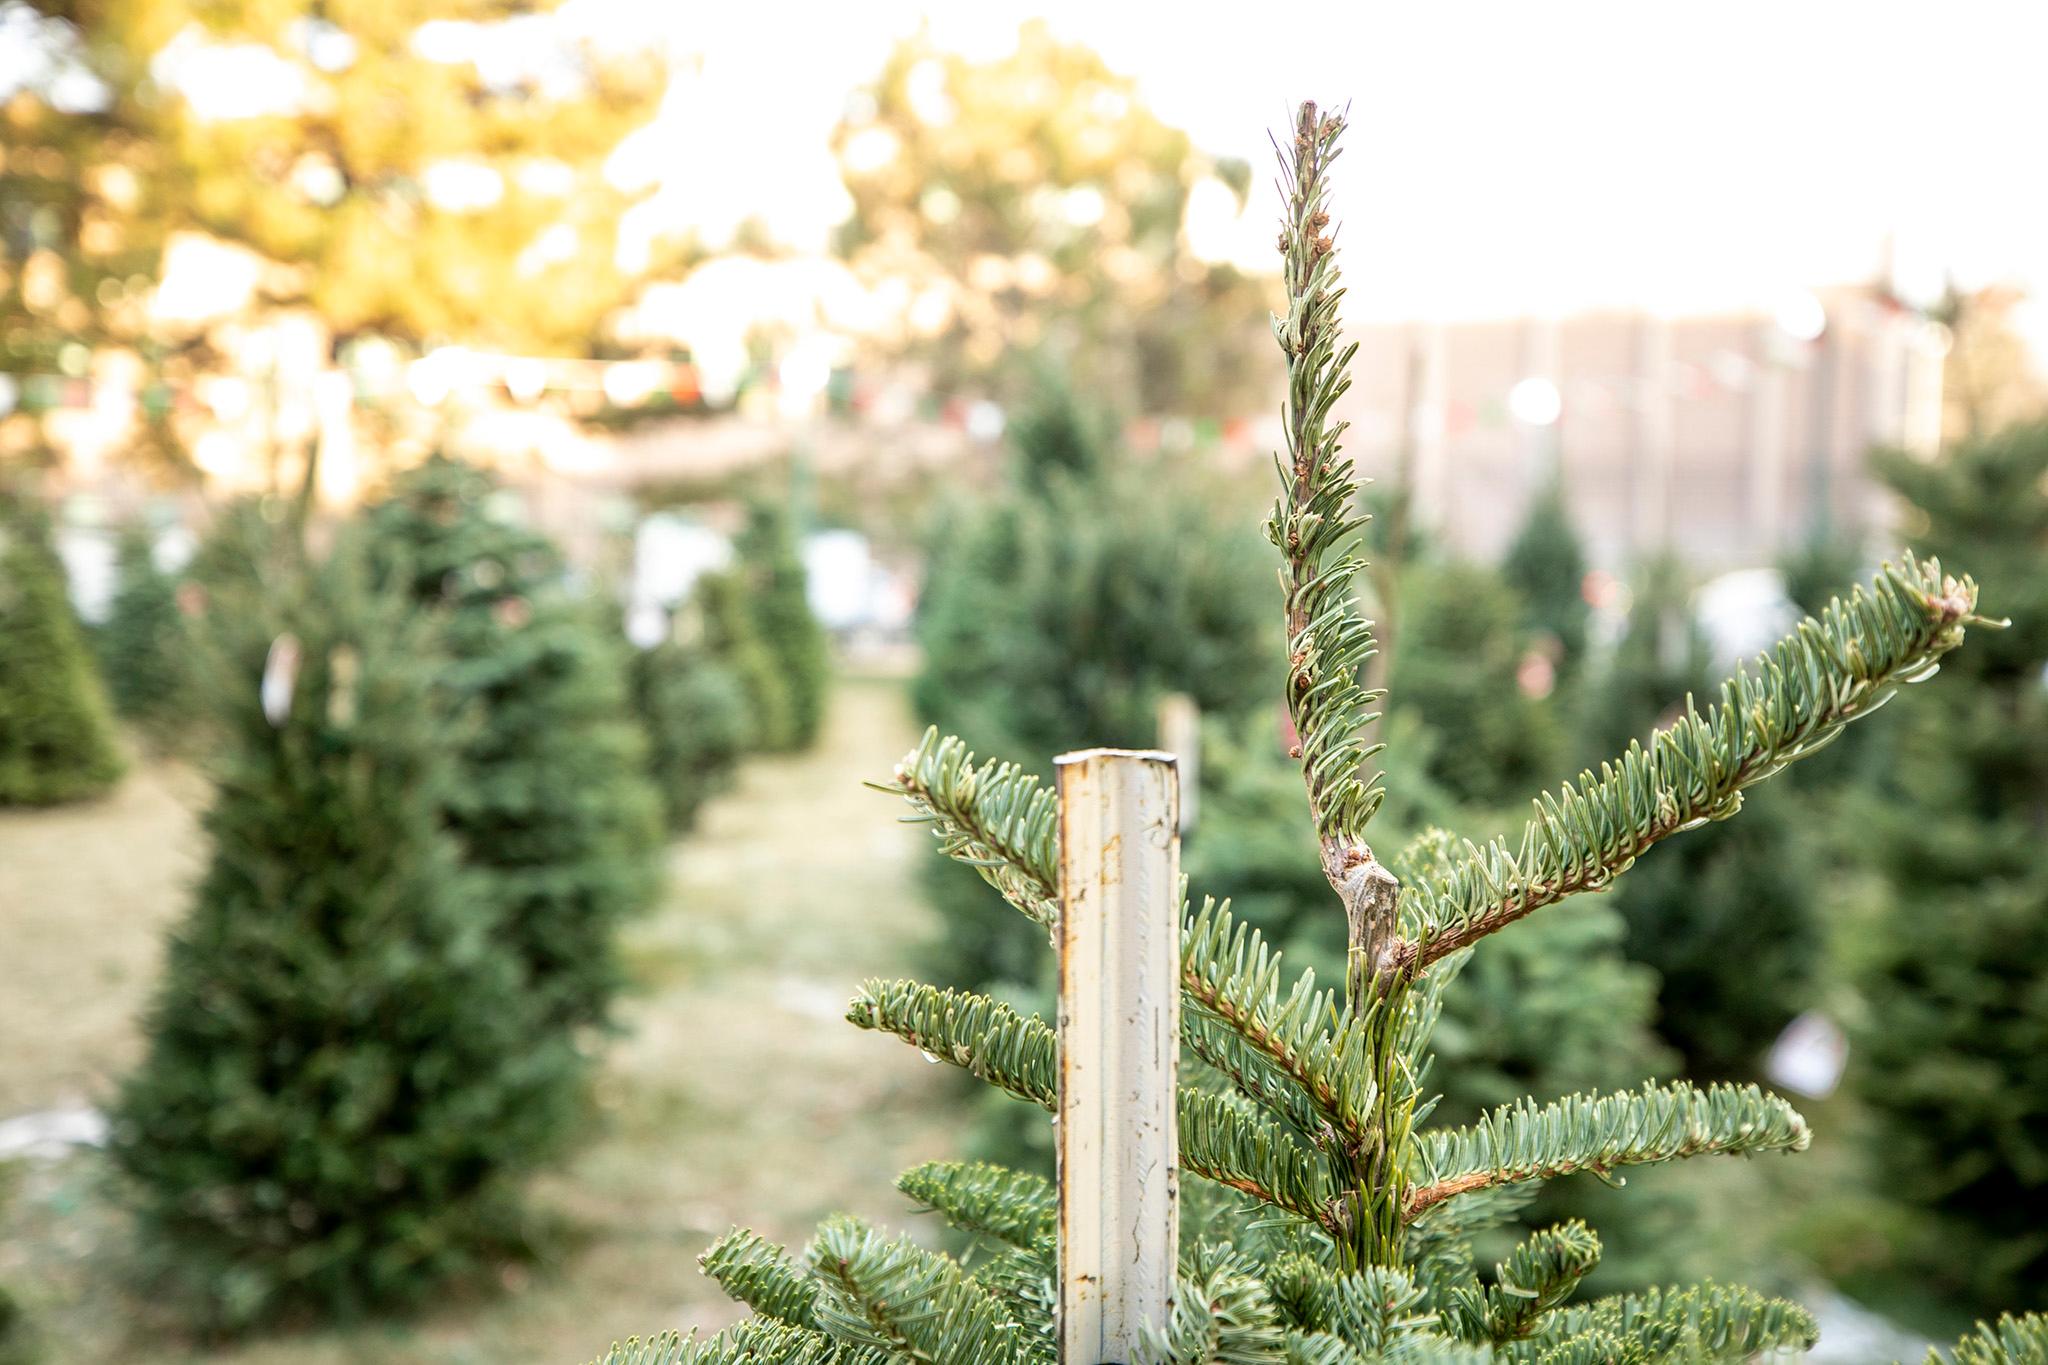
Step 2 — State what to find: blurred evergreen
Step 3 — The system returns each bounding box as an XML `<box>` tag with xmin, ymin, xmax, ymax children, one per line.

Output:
<box><xmin>1582</xmin><ymin>557</ymin><xmax>1823</xmax><ymax>1077</ymax></box>
<box><xmin>1385</xmin><ymin>558</ymin><xmax>1564</xmax><ymax>807</ymax></box>
<box><xmin>109</xmin><ymin>536</ymin><xmax>581</xmax><ymax>1330</ymax></box>
<box><xmin>0</xmin><ymin>497</ymin><xmax>123</xmax><ymax>804</ymax></box>
<box><xmin>631</xmin><ymin>627</ymin><xmax>749</xmax><ymax>834</ymax></box>
<box><xmin>1502</xmin><ymin>479</ymin><xmax>1591</xmax><ymax>675</ymax></box>
<box><xmin>363</xmin><ymin>456</ymin><xmax>663</xmax><ymax>1035</ymax></box>
<box><xmin>697</xmin><ymin>568</ymin><xmax>798</xmax><ymax>754</ymax></box>
<box><xmin>733</xmin><ymin>501</ymin><xmax>832</xmax><ymax>752</ymax></box>
<box><xmin>95</xmin><ymin>524</ymin><xmax>189</xmax><ymax>735</ymax></box>
<box><xmin>1852</xmin><ymin>421</ymin><xmax>2048</xmax><ymax>1314</ymax></box>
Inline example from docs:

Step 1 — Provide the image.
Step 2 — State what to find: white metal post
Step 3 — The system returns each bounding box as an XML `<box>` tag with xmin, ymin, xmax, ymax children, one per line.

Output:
<box><xmin>1154</xmin><ymin>695</ymin><xmax>1201</xmax><ymax>834</ymax></box>
<box><xmin>1055</xmin><ymin>748</ymin><xmax>1181</xmax><ymax>1365</ymax></box>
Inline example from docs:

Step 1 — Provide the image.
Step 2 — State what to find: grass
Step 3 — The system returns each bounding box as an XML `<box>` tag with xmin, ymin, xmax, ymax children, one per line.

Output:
<box><xmin>0</xmin><ymin>674</ymin><xmax>964</xmax><ymax>1364</ymax></box>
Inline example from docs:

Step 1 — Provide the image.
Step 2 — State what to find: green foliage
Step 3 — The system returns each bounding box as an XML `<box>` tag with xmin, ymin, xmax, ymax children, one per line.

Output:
<box><xmin>1503</xmin><ymin>482</ymin><xmax>1591</xmax><ymax>674</ymax></box>
<box><xmin>1852</xmin><ymin>422</ymin><xmax>2048</xmax><ymax>1314</ymax></box>
<box><xmin>0</xmin><ymin>1272</ymin><xmax>33</xmax><ymax>1365</ymax></box>
<box><xmin>0</xmin><ymin>499</ymin><xmax>123</xmax><ymax>804</ymax></box>
<box><xmin>910</xmin><ymin>378</ymin><xmax>1271</xmax><ymax>1000</ymax></box>
<box><xmin>582</xmin><ymin>102</ymin><xmax>2009</xmax><ymax>1365</ymax></box>
<box><xmin>631</xmin><ymin>633</ymin><xmax>748</xmax><ymax>833</ymax></box>
<box><xmin>363</xmin><ymin>455</ymin><xmax>663</xmax><ymax>1033</ymax></box>
<box><xmin>915</xmin><ymin>414</ymin><xmax>1273</xmax><ymax>764</ymax></box>
<box><xmin>111</xmin><ymin>538</ymin><xmax>581</xmax><ymax>1330</ymax></box>
<box><xmin>96</xmin><ymin>523</ymin><xmax>189</xmax><ymax>732</ymax></box>
<box><xmin>734</xmin><ymin>502</ymin><xmax>831</xmax><ymax>752</ymax></box>
<box><xmin>1582</xmin><ymin>560</ymin><xmax>1822</xmax><ymax>1076</ymax></box>
<box><xmin>1387</xmin><ymin>560</ymin><xmax>1564</xmax><ymax>808</ymax></box>
<box><xmin>1780</xmin><ymin>530</ymin><xmax>1868</xmax><ymax>618</ymax></box>
<box><xmin>698</xmin><ymin>568</ymin><xmax>799</xmax><ymax>754</ymax></box>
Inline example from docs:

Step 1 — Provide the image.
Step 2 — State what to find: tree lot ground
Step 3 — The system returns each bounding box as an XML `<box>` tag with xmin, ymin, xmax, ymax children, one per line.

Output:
<box><xmin>0</xmin><ymin>676</ymin><xmax>960</xmax><ymax>1364</ymax></box>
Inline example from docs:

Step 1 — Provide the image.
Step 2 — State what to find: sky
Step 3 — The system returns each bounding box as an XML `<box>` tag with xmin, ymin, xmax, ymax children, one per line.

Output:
<box><xmin>601</xmin><ymin>0</ymin><xmax>2048</xmax><ymax>341</ymax></box>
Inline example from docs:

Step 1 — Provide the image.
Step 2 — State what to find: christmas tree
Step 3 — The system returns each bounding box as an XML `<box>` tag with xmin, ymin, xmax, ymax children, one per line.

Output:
<box><xmin>111</xmin><ymin>536</ymin><xmax>580</xmax><ymax>1330</ymax></box>
<box><xmin>1582</xmin><ymin>559</ymin><xmax>1822</xmax><ymax>1077</ymax></box>
<box><xmin>734</xmin><ymin>501</ymin><xmax>832</xmax><ymax>753</ymax></box>
<box><xmin>584</xmin><ymin>104</ymin><xmax>2032</xmax><ymax>1364</ymax></box>
<box><xmin>696</xmin><ymin>568</ymin><xmax>799</xmax><ymax>754</ymax></box>
<box><xmin>1502</xmin><ymin>479</ymin><xmax>1591</xmax><ymax>676</ymax></box>
<box><xmin>632</xmin><ymin>625</ymin><xmax>750</xmax><ymax>835</ymax></box>
<box><xmin>0</xmin><ymin>497</ymin><xmax>124</xmax><ymax>804</ymax></box>
<box><xmin>362</xmin><ymin>456</ymin><xmax>662</xmax><ymax>1034</ymax></box>
<box><xmin>1852</xmin><ymin>421</ymin><xmax>2048</xmax><ymax>1313</ymax></box>
<box><xmin>95</xmin><ymin>523</ymin><xmax>189</xmax><ymax>733</ymax></box>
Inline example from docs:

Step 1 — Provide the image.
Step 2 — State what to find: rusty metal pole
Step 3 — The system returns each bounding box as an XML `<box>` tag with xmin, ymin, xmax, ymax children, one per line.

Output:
<box><xmin>1055</xmin><ymin>748</ymin><xmax>1181</xmax><ymax>1365</ymax></box>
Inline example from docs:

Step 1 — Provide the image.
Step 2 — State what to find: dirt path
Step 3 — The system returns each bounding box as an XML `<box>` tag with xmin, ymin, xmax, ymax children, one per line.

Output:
<box><xmin>0</xmin><ymin>675</ymin><xmax>963</xmax><ymax>1363</ymax></box>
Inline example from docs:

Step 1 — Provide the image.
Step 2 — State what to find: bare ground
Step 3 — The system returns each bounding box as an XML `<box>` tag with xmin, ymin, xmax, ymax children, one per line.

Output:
<box><xmin>0</xmin><ymin>675</ymin><xmax>964</xmax><ymax>1364</ymax></box>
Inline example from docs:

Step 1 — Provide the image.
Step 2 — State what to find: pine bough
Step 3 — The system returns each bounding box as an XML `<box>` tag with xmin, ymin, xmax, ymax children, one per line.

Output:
<box><xmin>588</xmin><ymin>102</ymin><xmax>2033</xmax><ymax>1364</ymax></box>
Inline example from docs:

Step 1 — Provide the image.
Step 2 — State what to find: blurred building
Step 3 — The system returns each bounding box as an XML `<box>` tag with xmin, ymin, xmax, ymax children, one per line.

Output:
<box><xmin>1334</xmin><ymin>285</ymin><xmax>1948</xmax><ymax>569</ymax></box>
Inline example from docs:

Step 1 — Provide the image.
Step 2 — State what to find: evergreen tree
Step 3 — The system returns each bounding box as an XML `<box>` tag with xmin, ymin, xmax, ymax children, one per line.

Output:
<box><xmin>734</xmin><ymin>502</ymin><xmax>831</xmax><ymax>753</ymax></box>
<box><xmin>1852</xmin><ymin>422</ymin><xmax>2048</xmax><ymax>1314</ymax></box>
<box><xmin>586</xmin><ymin>105</ymin><xmax>2029</xmax><ymax>1364</ymax></box>
<box><xmin>697</xmin><ymin>568</ymin><xmax>798</xmax><ymax>754</ymax></box>
<box><xmin>0</xmin><ymin>497</ymin><xmax>124</xmax><ymax>804</ymax></box>
<box><xmin>95</xmin><ymin>522</ymin><xmax>188</xmax><ymax>732</ymax></box>
<box><xmin>111</xmin><ymin>538</ymin><xmax>581</xmax><ymax>1330</ymax></box>
<box><xmin>1502</xmin><ymin>479</ymin><xmax>1591</xmax><ymax>674</ymax></box>
<box><xmin>362</xmin><ymin>456</ymin><xmax>662</xmax><ymax>1034</ymax></box>
<box><xmin>1581</xmin><ymin>559</ymin><xmax>1823</xmax><ymax>1076</ymax></box>
<box><xmin>1385</xmin><ymin>558</ymin><xmax>1563</xmax><ymax>807</ymax></box>
<box><xmin>631</xmin><ymin>627</ymin><xmax>749</xmax><ymax>834</ymax></box>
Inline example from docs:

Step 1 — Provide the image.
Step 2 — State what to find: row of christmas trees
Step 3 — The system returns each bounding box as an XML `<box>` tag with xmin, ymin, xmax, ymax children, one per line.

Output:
<box><xmin>912</xmin><ymin>381</ymin><xmax>2048</xmax><ymax>1322</ymax></box>
<box><xmin>0</xmin><ymin>457</ymin><xmax>830</xmax><ymax>1334</ymax></box>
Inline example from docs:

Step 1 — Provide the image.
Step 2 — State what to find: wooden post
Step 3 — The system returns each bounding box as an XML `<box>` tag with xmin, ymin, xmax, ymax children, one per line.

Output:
<box><xmin>1055</xmin><ymin>748</ymin><xmax>1181</xmax><ymax>1365</ymax></box>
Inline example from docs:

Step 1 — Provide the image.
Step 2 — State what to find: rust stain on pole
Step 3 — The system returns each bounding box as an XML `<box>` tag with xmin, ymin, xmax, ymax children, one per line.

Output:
<box><xmin>1055</xmin><ymin>747</ymin><xmax>1180</xmax><ymax>1365</ymax></box>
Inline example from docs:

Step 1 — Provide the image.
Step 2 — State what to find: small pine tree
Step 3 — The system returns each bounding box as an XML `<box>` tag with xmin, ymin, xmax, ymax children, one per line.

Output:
<box><xmin>362</xmin><ymin>456</ymin><xmax>663</xmax><ymax>1034</ymax></box>
<box><xmin>96</xmin><ymin>523</ymin><xmax>188</xmax><ymax>733</ymax></box>
<box><xmin>1502</xmin><ymin>478</ymin><xmax>1591</xmax><ymax>673</ymax></box>
<box><xmin>1852</xmin><ymin>421</ymin><xmax>2048</xmax><ymax>1314</ymax></box>
<box><xmin>632</xmin><ymin>624</ymin><xmax>750</xmax><ymax>834</ymax></box>
<box><xmin>584</xmin><ymin>105</ymin><xmax>2033</xmax><ymax>1365</ymax></box>
<box><xmin>734</xmin><ymin>501</ymin><xmax>831</xmax><ymax>752</ymax></box>
<box><xmin>111</xmin><ymin>539</ymin><xmax>581</xmax><ymax>1330</ymax></box>
<box><xmin>1385</xmin><ymin>558</ymin><xmax>1564</xmax><ymax>806</ymax></box>
<box><xmin>697</xmin><ymin>568</ymin><xmax>798</xmax><ymax>753</ymax></box>
<box><xmin>0</xmin><ymin>498</ymin><xmax>123</xmax><ymax>804</ymax></box>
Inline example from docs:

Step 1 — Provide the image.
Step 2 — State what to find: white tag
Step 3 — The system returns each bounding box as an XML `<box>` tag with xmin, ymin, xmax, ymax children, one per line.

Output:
<box><xmin>261</xmin><ymin>633</ymin><xmax>301</xmax><ymax>727</ymax></box>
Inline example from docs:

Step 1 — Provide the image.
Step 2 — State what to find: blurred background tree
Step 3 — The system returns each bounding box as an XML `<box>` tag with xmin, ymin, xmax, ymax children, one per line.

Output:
<box><xmin>630</xmin><ymin>622</ymin><xmax>747</xmax><ymax>834</ymax></box>
<box><xmin>0</xmin><ymin>494</ymin><xmax>123</xmax><ymax>803</ymax></box>
<box><xmin>1851</xmin><ymin>421</ymin><xmax>2048</xmax><ymax>1315</ymax></box>
<box><xmin>93</xmin><ymin>520</ymin><xmax>186</xmax><ymax>734</ymax></box>
<box><xmin>732</xmin><ymin>501</ymin><xmax>831</xmax><ymax>752</ymax></box>
<box><xmin>1502</xmin><ymin>477</ymin><xmax>1591</xmax><ymax>678</ymax></box>
<box><xmin>830</xmin><ymin>21</ymin><xmax>1273</xmax><ymax>414</ymax></box>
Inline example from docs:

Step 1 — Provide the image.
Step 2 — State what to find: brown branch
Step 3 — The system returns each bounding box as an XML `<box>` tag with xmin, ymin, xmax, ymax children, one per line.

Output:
<box><xmin>1402</xmin><ymin>1162</ymin><xmax>1612</xmax><ymax>1223</ymax></box>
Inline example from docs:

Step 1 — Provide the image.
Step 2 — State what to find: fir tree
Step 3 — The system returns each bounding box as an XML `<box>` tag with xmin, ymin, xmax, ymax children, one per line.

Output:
<box><xmin>632</xmin><ymin>626</ymin><xmax>749</xmax><ymax>834</ymax></box>
<box><xmin>1385</xmin><ymin>559</ymin><xmax>1564</xmax><ymax>807</ymax></box>
<box><xmin>734</xmin><ymin>501</ymin><xmax>831</xmax><ymax>753</ymax></box>
<box><xmin>697</xmin><ymin>568</ymin><xmax>798</xmax><ymax>754</ymax></box>
<box><xmin>111</xmin><ymin>537</ymin><xmax>581</xmax><ymax>1330</ymax></box>
<box><xmin>0</xmin><ymin>497</ymin><xmax>123</xmax><ymax>804</ymax></box>
<box><xmin>96</xmin><ymin>523</ymin><xmax>188</xmax><ymax>733</ymax></box>
<box><xmin>1502</xmin><ymin>479</ymin><xmax>1591</xmax><ymax>674</ymax></box>
<box><xmin>362</xmin><ymin>456</ymin><xmax>662</xmax><ymax>1033</ymax></box>
<box><xmin>1852</xmin><ymin>421</ymin><xmax>2048</xmax><ymax>1314</ymax></box>
<box><xmin>1581</xmin><ymin>559</ymin><xmax>1822</xmax><ymax>1076</ymax></box>
<box><xmin>585</xmin><ymin>104</ymin><xmax>2031</xmax><ymax>1364</ymax></box>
